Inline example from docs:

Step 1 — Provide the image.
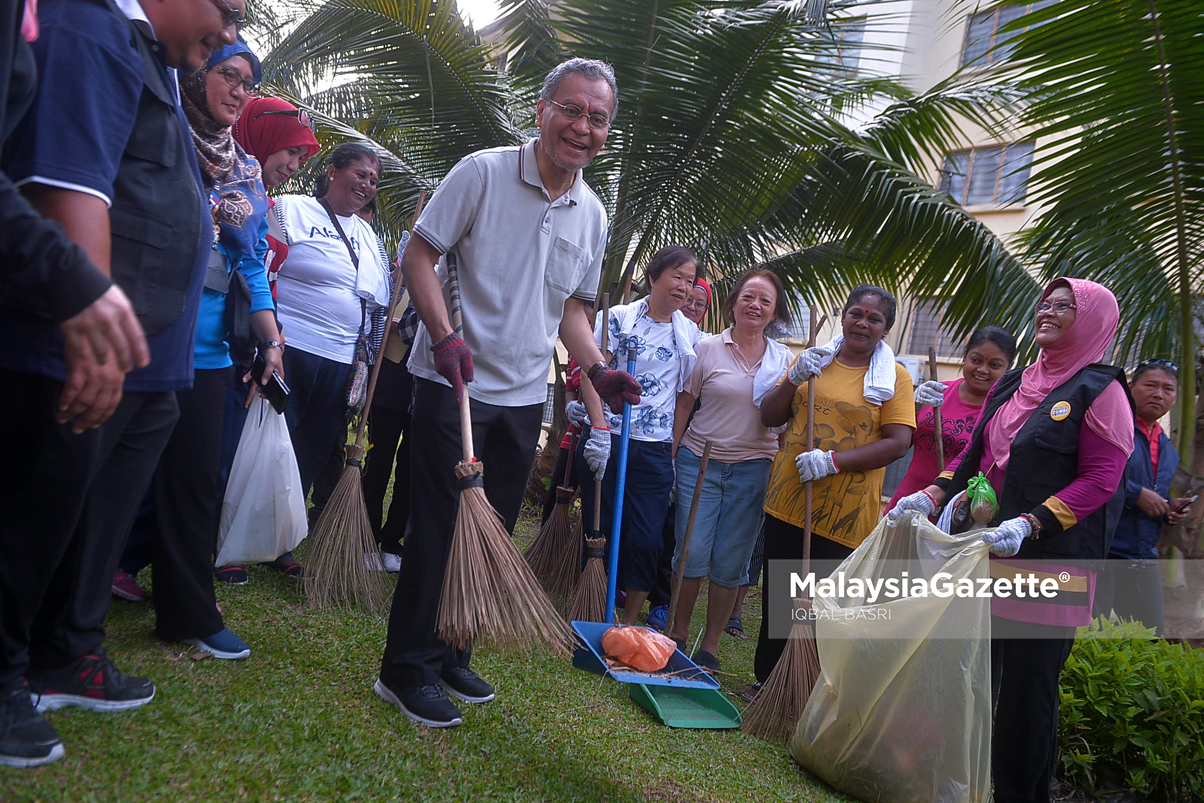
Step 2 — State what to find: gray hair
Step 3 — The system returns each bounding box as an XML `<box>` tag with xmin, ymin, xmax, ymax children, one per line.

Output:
<box><xmin>540</xmin><ymin>58</ymin><xmax>619</xmax><ymax>121</ymax></box>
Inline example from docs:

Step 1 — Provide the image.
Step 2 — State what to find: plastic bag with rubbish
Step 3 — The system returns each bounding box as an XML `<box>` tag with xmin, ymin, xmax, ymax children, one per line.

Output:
<box><xmin>789</xmin><ymin>513</ymin><xmax>993</xmax><ymax>803</ymax></box>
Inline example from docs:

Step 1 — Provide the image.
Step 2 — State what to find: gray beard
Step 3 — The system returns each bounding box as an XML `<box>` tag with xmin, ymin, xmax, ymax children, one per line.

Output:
<box><xmin>540</xmin><ymin>136</ymin><xmax>585</xmax><ymax>173</ymax></box>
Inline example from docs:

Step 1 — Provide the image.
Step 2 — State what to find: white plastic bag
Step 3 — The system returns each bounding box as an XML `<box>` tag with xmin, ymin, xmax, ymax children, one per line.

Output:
<box><xmin>790</xmin><ymin>514</ymin><xmax>993</xmax><ymax>803</ymax></box>
<box><xmin>217</xmin><ymin>397</ymin><xmax>307</xmax><ymax>566</ymax></box>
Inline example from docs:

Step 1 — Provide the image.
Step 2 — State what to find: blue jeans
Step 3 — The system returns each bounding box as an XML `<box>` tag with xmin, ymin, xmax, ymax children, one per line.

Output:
<box><xmin>672</xmin><ymin>446</ymin><xmax>771</xmax><ymax>588</ymax></box>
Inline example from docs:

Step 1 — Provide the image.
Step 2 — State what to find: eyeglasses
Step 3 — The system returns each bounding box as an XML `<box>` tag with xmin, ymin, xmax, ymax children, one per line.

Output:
<box><xmin>681</xmin><ymin>298</ymin><xmax>708</xmax><ymax>311</ymax></box>
<box><xmin>1136</xmin><ymin>358</ymin><xmax>1179</xmax><ymax>375</ymax></box>
<box><xmin>252</xmin><ymin>108</ymin><xmax>312</xmax><ymax>129</ymax></box>
<box><xmin>1034</xmin><ymin>300</ymin><xmax>1077</xmax><ymax>315</ymax></box>
<box><xmin>546</xmin><ymin>99</ymin><xmax>611</xmax><ymax>131</ymax></box>
<box><xmin>207</xmin><ymin>0</ymin><xmax>246</xmax><ymax>30</ymax></box>
<box><xmin>215</xmin><ymin>66</ymin><xmax>257</xmax><ymax>95</ymax></box>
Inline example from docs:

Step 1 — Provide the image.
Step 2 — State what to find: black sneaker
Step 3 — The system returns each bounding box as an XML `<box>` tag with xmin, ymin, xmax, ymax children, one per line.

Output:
<box><xmin>0</xmin><ymin>680</ymin><xmax>64</xmax><ymax>768</ymax></box>
<box><xmin>373</xmin><ymin>679</ymin><xmax>462</xmax><ymax>728</ymax></box>
<box><xmin>27</xmin><ymin>649</ymin><xmax>155</xmax><ymax>713</ymax></box>
<box><xmin>440</xmin><ymin>666</ymin><xmax>495</xmax><ymax>704</ymax></box>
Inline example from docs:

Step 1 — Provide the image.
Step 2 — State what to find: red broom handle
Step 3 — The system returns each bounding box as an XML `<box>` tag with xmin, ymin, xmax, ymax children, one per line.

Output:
<box><xmin>928</xmin><ymin>347</ymin><xmax>944</xmax><ymax>471</ymax></box>
<box><xmin>352</xmin><ymin>191</ymin><xmax>425</xmax><ymax>448</ymax></box>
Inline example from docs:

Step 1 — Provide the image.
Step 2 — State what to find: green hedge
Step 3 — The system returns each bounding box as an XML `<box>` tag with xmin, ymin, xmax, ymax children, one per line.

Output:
<box><xmin>1058</xmin><ymin>617</ymin><xmax>1204</xmax><ymax>801</ymax></box>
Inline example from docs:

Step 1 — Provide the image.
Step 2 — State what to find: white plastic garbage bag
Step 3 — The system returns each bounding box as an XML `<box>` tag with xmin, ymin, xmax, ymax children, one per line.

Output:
<box><xmin>790</xmin><ymin>514</ymin><xmax>993</xmax><ymax>803</ymax></box>
<box><xmin>217</xmin><ymin>397</ymin><xmax>307</xmax><ymax>566</ymax></box>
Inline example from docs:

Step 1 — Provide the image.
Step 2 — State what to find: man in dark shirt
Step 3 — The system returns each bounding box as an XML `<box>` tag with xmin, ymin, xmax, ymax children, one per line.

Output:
<box><xmin>0</xmin><ymin>0</ymin><xmax>242</xmax><ymax>769</ymax></box>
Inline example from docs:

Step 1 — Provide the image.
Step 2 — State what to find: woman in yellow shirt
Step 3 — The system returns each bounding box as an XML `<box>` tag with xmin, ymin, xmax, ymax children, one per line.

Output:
<box><xmin>753</xmin><ymin>284</ymin><xmax>915</xmax><ymax>685</ymax></box>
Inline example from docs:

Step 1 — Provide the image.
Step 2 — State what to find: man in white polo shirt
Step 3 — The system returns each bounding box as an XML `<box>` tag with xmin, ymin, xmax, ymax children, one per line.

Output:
<box><xmin>374</xmin><ymin>58</ymin><xmax>641</xmax><ymax>728</ymax></box>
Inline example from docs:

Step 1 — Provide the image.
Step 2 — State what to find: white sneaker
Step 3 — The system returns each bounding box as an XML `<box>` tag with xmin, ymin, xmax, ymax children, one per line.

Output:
<box><xmin>365</xmin><ymin>552</ymin><xmax>402</xmax><ymax>572</ymax></box>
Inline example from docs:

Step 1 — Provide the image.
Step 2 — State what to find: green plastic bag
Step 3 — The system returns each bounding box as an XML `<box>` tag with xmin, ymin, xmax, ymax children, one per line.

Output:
<box><xmin>966</xmin><ymin>472</ymin><xmax>998</xmax><ymax>524</ymax></box>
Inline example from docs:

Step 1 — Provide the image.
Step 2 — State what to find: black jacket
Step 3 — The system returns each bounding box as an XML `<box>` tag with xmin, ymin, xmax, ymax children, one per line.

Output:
<box><xmin>942</xmin><ymin>364</ymin><xmax>1132</xmax><ymax>562</ymax></box>
<box><xmin>0</xmin><ymin>0</ymin><xmax>111</xmax><ymax>322</ymax></box>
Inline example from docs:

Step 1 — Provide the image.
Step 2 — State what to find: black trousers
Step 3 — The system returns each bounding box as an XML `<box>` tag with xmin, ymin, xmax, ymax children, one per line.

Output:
<box><xmin>308</xmin><ymin>433</ymin><xmax>346</xmax><ymax>525</ymax></box>
<box><xmin>753</xmin><ymin>513</ymin><xmax>854</xmax><ymax>683</ymax></box>
<box><xmin>1093</xmin><ymin>559</ymin><xmax>1164</xmax><ymax>635</ymax></box>
<box><xmin>28</xmin><ymin>387</ymin><xmax>178</xmax><ymax>671</ymax></box>
<box><xmin>282</xmin><ymin>347</ymin><xmax>352</xmax><ymax>500</ymax></box>
<box><xmin>362</xmin><ymin>403</ymin><xmax>411</xmax><ymax>555</ymax></box>
<box><xmin>990</xmin><ymin>617</ymin><xmax>1075</xmax><ymax>803</ymax></box>
<box><xmin>121</xmin><ymin>369</ymin><xmax>229</xmax><ymax>640</ymax></box>
<box><xmin>380</xmin><ymin>378</ymin><xmax>543</xmax><ymax>688</ymax></box>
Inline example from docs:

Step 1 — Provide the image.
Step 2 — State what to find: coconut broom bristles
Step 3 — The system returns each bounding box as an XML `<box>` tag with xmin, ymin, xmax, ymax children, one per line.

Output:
<box><xmin>435</xmin><ymin>255</ymin><xmax>574</xmax><ymax>655</ymax></box>
<box><xmin>741</xmin><ymin>304</ymin><xmax>823</xmax><ymax>741</ymax></box>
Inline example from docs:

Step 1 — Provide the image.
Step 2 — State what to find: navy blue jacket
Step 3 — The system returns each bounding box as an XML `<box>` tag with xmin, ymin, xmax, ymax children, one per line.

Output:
<box><xmin>1110</xmin><ymin>422</ymin><xmax>1178</xmax><ymax>561</ymax></box>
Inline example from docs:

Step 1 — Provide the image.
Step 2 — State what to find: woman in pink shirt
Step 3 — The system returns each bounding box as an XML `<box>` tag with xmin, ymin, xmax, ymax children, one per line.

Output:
<box><xmin>668</xmin><ymin>270</ymin><xmax>793</xmax><ymax>672</ymax></box>
<box><xmin>887</xmin><ymin>326</ymin><xmax>1016</xmax><ymax>511</ymax></box>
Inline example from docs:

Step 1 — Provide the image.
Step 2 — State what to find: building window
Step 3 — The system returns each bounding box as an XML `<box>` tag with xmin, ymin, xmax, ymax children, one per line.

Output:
<box><xmin>907</xmin><ymin>298</ymin><xmax>962</xmax><ymax>359</ymax></box>
<box><xmin>940</xmin><ymin>141</ymin><xmax>1035</xmax><ymax>207</ymax></box>
<box><xmin>781</xmin><ymin>295</ymin><xmax>811</xmax><ymax>342</ymax></box>
<box><xmin>962</xmin><ymin>0</ymin><xmax>1057</xmax><ymax>68</ymax></box>
<box><xmin>819</xmin><ymin>17</ymin><xmax>866</xmax><ymax>75</ymax></box>
<box><xmin>541</xmin><ymin>383</ymin><xmax>555</xmax><ymax>425</ymax></box>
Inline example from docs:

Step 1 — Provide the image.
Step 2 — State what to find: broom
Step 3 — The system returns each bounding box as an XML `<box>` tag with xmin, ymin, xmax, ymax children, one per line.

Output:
<box><xmin>927</xmin><ymin>346</ymin><xmax>945</xmax><ymax>471</ymax></box>
<box><xmin>305</xmin><ymin>192</ymin><xmax>426</xmax><ymax>612</ymax></box>
<box><xmin>741</xmin><ymin>304</ymin><xmax>823</xmax><ymax>741</ymax></box>
<box><xmin>522</xmin><ymin>427</ymin><xmax>580</xmax><ymax>600</ymax></box>
<box><xmin>544</xmin><ymin>434</ymin><xmax>585</xmax><ymax>604</ymax></box>
<box><xmin>435</xmin><ymin>254</ymin><xmax>575</xmax><ymax>654</ymax></box>
<box><xmin>568</xmin><ymin>293</ymin><xmax>612</xmax><ymax>623</ymax></box>
<box><xmin>663</xmin><ymin>440</ymin><xmax>713</xmax><ymax>637</ymax></box>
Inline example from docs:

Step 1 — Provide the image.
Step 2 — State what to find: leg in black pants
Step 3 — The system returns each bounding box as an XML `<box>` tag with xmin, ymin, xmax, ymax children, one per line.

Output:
<box><xmin>753</xmin><ymin>513</ymin><xmax>854</xmax><ymax>683</ymax></box>
<box><xmin>148</xmin><ymin>369</ymin><xmax>230</xmax><ymax>642</ymax></box>
<box><xmin>362</xmin><ymin>403</ymin><xmax>409</xmax><ymax>554</ymax></box>
<box><xmin>28</xmin><ymin>390</ymin><xmax>179</xmax><ymax>670</ymax></box>
<box><xmin>0</xmin><ymin>372</ymin><xmax>105</xmax><ymax>686</ymax></box>
<box><xmin>281</xmin><ymin>347</ymin><xmax>352</xmax><ymax>500</ymax></box>
<box><xmin>380</xmin><ymin>378</ymin><xmax>542</xmax><ymax>689</ymax></box>
<box><xmin>990</xmin><ymin>617</ymin><xmax>1075</xmax><ymax>803</ymax></box>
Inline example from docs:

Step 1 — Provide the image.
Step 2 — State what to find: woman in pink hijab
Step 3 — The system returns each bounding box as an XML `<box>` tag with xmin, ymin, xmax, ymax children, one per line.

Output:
<box><xmin>889</xmin><ymin>277</ymin><xmax>1134</xmax><ymax>803</ymax></box>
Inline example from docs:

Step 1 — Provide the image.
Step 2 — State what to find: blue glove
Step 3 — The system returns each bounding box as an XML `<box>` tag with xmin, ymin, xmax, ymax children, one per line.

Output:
<box><xmin>981</xmin><ymin>516</ymin><xmax>1032</xmax><ymax>557</ymax></box>
<box><xmin>796</xmin><ymin>449</ymin><xmax>838</xmax><ymax>483</ymax></box>
<box><xmin>887</xmin><ymin>490</ymin><xmax>937</xmax><ymax>524</ymax></box>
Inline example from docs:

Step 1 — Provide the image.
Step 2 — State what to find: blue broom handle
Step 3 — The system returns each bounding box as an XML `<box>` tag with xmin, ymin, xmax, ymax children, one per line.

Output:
<box><xmin>604</xmin><ymin>351</ymin><xmax>638</xmax><ymax>622</ymax></box>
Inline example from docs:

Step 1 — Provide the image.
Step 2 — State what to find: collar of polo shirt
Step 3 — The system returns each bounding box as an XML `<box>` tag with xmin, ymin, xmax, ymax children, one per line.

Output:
<box><xmin>519</xmin><ymin>139</ymin><xmax>580</xmax><ymax>207</ymax></box>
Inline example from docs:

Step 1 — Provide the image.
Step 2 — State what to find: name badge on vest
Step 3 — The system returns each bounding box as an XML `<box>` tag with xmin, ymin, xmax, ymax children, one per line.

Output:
<box><xmin>204</xmin><ymin>247</ymin><xmax>230</xmax><ymax>294</ymax></box>
<box><xmin>1050</xmin><ymin>401</ymin><xmax>1071</xmax><ymax>421</ymax></box>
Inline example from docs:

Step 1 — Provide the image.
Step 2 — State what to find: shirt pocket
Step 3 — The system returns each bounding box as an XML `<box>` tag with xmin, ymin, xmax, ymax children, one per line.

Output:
<box><xmin>544</xmin><ymin>236</ymin><xmax>587</xmax><ymax>297</ymax></box>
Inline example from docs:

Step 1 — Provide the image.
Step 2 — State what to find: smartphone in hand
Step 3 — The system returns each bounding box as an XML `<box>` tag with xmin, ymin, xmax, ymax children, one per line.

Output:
<box><xmin>251</xmin><ymin>354</ymin><xmax>290</xmax><ymax>414</ymax></box>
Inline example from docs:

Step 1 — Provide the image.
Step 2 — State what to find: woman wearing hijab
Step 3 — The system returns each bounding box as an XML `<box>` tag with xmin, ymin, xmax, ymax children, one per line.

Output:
<box><xmin>889</xmin><ymin>278</ymin><xmax>1134</xmax><ymax>803</ymax></box>
<box><xmin>114</xmin><ymin>41</ymin><xmax>281</xmax><ymax>657</ymax></box>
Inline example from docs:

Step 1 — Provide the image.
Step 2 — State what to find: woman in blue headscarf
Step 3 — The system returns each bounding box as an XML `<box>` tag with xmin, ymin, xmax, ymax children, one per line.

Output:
<box><xmin>113</xmin><ymin>41</ymin><xmax>281</xmax><ymax>660</ymax></box>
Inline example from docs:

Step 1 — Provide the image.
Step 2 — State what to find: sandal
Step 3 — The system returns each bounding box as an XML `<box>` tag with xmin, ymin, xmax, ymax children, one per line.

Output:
<box><xmin>741</xmin><ymin>681</ymin><xmax>763</xmax><ymax>703</ymax></box>
<box><xmin>724</xmin><ymin>615</ymin><xmax>745</xmax><ymax>640</ymax></box>
<box><xmin>266</xmin><ymin>552</ymin><xmax>305</xmax><ymax>579</ymax></box>
<box><xmin>693</xmin><ymin>650</ymin><xmax>720</xmax><ymax>673</ymax></box>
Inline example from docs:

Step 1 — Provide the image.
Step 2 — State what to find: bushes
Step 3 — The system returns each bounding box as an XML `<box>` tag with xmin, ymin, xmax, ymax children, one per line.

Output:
<box><xmin>1058</xmin><ymin>617</ymin><xmax>1204</xmax><ymax>801</ymax></box>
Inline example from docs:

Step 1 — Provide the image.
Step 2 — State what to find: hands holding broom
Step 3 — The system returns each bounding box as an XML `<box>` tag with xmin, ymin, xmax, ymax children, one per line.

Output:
<box><xmin>587</xmin><ymin>362</ymin><xmax>641</xmax><ymax>412</ymax></box>
<box><xmin>432</xmin><ymin>332</ymin><xmax>474</xmax><ymax>403</ymax></box>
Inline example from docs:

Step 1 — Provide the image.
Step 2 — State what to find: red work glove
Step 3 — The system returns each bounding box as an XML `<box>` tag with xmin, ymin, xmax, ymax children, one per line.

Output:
<box><xmin>432</xmin><ymin>332</ymin><xmax>474</xmax><ymax>403</ymax></box>
<box><xmin>588</xmin><ymin>362</ymin><xmax>641</xmax><ymax>412</ymax></box>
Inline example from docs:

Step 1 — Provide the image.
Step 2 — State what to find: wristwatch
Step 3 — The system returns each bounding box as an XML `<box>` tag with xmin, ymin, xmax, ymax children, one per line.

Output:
<box><xmin>259</xmin><ymin>340</ymin><xmax>284</xmax><ymax>352</ymax></box>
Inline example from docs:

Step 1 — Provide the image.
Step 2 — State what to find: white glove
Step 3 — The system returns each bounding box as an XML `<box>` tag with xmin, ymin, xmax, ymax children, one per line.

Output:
<box><xmin>981</xmin><ymin>516</ymin><xmax>1032</xmax><ymax>557</ymax></box>
<box><xmin>795</xmin><ymin>449</ymin><xmax>838</xmax><ymax>483</ymax></box>
<box><xmin>788</xmin><ymin>346</ymin><xmax>829</xmax><ymax>386</ymax></box>
<box><xmin>886</xmin><ymin>489</ymin><xmax>937</xmax><ymax>524</ymax></box>
<box><xmin>914</xmin><ymin>380</ymin><xmax>947</xmax><ymax>407</ymax></box>
<box><xmin>564</xmin><ymin>399</ymin><xmax>589</xmax><ymax>427</ymax></box>
<box><xmin>583</xmin><ymin>426</ymin><xmax>611</xmax><ymax>478</ymax></box>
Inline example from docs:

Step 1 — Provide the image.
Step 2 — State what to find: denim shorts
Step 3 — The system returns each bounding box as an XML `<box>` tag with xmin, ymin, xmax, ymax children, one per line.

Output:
<box><xmin>672</xmin><ymin>446</ymin><xmax>772</xmax><ymax>588</ymax></box>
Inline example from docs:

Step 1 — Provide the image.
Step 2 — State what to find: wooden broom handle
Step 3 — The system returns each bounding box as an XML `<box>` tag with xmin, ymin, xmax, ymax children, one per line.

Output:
<box><xmin>352</xmin><ymin>191</ymin><xmax>425</xmax><ymax>448</ymax></box>
<box><xmin>803</xmin><ymin>304</ymin><xmax>818</xmax><ymax>578</ymax></box>
<box><xmin>664</xmin><ymin>440</ymin><xmax>712</xmax><ymax>636</ymax></box>
<box><xmin>446</xmin><ymin>254</ymin><xmax>475</xmax><ymax>461</ymax></box>
<box><xmin>592</xmin><ymin>292</ymin><xmax>610</xmax><ymax>532</ymax></box>
<box><xmin>927</xmin><ymin>347</ymin><xmax>944</xmax><ymax>471</ymax></box>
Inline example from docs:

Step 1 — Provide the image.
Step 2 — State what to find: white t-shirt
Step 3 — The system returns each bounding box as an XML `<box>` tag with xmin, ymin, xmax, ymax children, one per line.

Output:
<box><xmin>407</xmin><ymin>141</ymin><xmax>607</xmax><ymax>406</ymax></box>
<box><xmin>273</xmin><ymin>195</ymin><xmax>390</xmax><ymax>364</ymax></box>
<box><xmin>591</xmin><ymin>308</ymin><xmax>685</xmax><ymax>443</ymax></box>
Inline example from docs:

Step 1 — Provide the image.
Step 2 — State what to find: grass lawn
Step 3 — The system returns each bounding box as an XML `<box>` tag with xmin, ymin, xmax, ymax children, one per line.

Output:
<box><xmin>6</xmin><ymin>510</ymin><xmax>850</xmax><ymax>803</ymax></box>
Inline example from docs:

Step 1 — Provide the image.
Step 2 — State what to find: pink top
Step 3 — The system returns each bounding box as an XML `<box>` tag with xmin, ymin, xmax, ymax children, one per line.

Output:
<box><xmin>679</xmin><ymin>329</ymin><xmax>779</xmax><ymax>463</ymax></box>
<box><xmin>888</xmin><ymin>378</ymin><xmax>982</xmax><ymax>509</ymax></box>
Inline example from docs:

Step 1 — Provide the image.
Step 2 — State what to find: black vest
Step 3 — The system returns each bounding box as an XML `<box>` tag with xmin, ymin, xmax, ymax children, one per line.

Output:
<box><xmin>947</xmin><ymin>364</ymin><xmax>1131</xmax><ymax>562</ymax></box>
<box><xmin>103</xmin><ymin>0</ymin><xmax>203</xmax><ymax>335</ymax></box>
